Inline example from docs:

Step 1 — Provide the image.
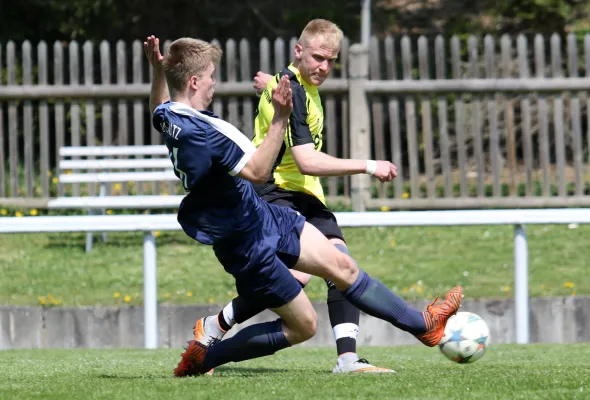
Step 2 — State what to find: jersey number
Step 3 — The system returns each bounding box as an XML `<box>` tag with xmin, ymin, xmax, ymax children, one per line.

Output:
<box><xmin>170</xmin><ymin>147</ymin><xmax>189</xmax><ymax>191</ymax></box>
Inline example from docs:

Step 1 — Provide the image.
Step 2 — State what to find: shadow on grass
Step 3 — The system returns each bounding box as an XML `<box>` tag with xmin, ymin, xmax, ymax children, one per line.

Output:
<box><xmin>96</xmin><ymin>366</ymin><xmax>301</xmax><ymax>379</ymax></box>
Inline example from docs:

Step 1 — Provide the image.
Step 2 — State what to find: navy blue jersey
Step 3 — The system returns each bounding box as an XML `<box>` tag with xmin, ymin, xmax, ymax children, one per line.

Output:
<box><xmin>152</xmin><ymin>101</ymin><xmax>265</xmax><ymax>245</ymax></box>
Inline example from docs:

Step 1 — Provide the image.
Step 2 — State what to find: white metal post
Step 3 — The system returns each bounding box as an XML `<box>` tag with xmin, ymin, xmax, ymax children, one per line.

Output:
<box><xmin>514</xmin><ymin>224</ymin><xmax>529</xmax><ymax>344</ymax></box>
<box><xmin>143</xmin><ymin>231</ymin><xmax>158</xmax><ymax>349</ymax></box>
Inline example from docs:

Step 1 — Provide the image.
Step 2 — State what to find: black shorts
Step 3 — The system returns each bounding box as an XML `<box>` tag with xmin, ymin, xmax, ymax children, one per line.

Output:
<box><xmin>260</xmin><ymin>188</ymin><xmax>345</xmax><ymax>242</ymax></box>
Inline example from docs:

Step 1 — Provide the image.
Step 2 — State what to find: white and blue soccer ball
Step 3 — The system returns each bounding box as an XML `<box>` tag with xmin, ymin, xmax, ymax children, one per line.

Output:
<box><xmin>438</xmin><ymin>311</ymin><xmax>490</xmax><ymax>364</ymax></box>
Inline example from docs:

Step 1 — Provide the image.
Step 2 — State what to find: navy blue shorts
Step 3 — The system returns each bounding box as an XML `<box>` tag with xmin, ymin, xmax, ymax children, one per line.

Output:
<box><xmin>213</xmin><ymin>202</ymin><xmax>306</xmax><ymax>309</ymax></box>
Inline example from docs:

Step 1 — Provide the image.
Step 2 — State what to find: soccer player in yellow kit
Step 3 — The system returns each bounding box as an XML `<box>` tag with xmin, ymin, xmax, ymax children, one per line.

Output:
<box><xmin>198</xmin><ymin>19</ymin><xmax>401</xmax><ymax>373</ymax></box>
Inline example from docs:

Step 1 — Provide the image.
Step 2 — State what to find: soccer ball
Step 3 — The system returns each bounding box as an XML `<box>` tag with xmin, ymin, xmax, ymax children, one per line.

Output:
<box><xmin>438</xmin><ymin>311</ymin><xmax>490</xmax><ymax>364</ymax></box>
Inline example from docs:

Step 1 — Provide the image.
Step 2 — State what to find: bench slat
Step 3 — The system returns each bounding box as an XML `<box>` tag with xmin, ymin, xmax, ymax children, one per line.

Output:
<box><xmin>59</xmin><ymin>145</ymin><xmax>169</xmax><ymax>157</ymax></box>
<box><xmin>59</xmin><ymin>171</ymin><xmax>177</xmax><ymax>183</ymax></box>
<box><xmin>59</xmin><ymin>159</ymin><xmax>172</xmax><ymax>170</ymax></box>
<box><xmin>47</xmin><ymin>195</ymin><xmax>184</xmax><ymax>209</ymax></box>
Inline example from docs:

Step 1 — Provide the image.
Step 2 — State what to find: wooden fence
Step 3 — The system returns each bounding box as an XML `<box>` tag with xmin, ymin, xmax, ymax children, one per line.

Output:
<box><xmin>1</xmin><ymin>33</ymin><xmax>590</xmax><ymax>210</ymax></box>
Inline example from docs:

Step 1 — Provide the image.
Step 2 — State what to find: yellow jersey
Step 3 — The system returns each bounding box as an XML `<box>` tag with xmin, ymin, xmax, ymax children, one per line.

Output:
<box><xmin>252</xmin><ymin>64</ymin><xmax>325</xmax><ymax>203</ymax></box>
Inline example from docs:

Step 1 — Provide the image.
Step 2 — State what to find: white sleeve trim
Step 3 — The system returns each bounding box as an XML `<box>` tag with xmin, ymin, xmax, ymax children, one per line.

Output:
<box><xmin>229</xmin><ymin>149</ymin><xmax>255</xmax><ymax>176</ymax></box>
<box><xmin>169</xmin><ymin>103</ymin><xmax>256</xmax><ymax>176</ymax></box>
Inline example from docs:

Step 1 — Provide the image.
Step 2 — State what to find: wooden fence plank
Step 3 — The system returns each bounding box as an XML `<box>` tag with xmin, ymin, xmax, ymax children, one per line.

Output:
<box><xmin>435</xmin><ymin>35</ymin><xmax>452</xmax><ymax>197</ymax></box>
<box><xmin>501</xmin><ymin>34</ymin><xmax>517</xmax><ymax>196</ymax></box>
<box><xmin>401</xmin><ymin>36</ymin><xmax>420</xmax><ymax>198</ymax></box>
<box><xmin>211</xmin><ymin>39</ymin><xmax>224</xmax><ymax>121</ymax></box>
<box><xmin>518</xmin><ymin>35</ymin><xmax>534</xmax><ymax>196</ymax></box>
<box><xmin>7</xmin><ymin>41</ymin><xmax>18</xmax><ymax>197</ymax></box>
<box><xmin>385</xmin><ymin>35</ymin><xmax>403</xmax><ymax>198</ymax></box>
<box><xmin>22</xmin><ymin>41</ymin><xmax>34</xmax><ymax>197</ymax></box>
<box><xmin>567</xmin><ymin>33</ymin><xmax>584</xmax><ymax>196</ymax></box>
<box><xmin>226</xmin><ymin>39</ymin><xmax>239</xmax><ymax>128</ymax></box>
<box><xmin>485</xmin><ymin>35</ymin><xmax>501</xmax><ymax>197</ymax></box>
<box><xmin>132</xmin><ymin>40</ymin><xmax>144</xmax><ymax>195</ymax></box>
<box><xmin>69</xmin><ymin>41</ymin><xmax>81</xmax><ymax>196</ymax></box>
<box><xmin>551</xmin><ymin>33</ymin><xmax>566</xmax><ymax>197</ymax></box>
<box><xmin>451</xmin><ymin>35</ymin><xmax>468</xmax><ymax>197</ymax></box>
<box><xmin>419</xmin><ymin>36</ymin><xmax>435</xmax><ymax>198</ymax></box>
<box><xmin>38</xmin><ymin>42</ymin><xmax>49</xmax><ymax>197</ymax></box>
<box><xmin>84</xmin><ymin>41</ymin><xmax>97</xmax><ymax>196</ymax></box>
<box><xmin>468</xmin><ymin>36</ymin><xmax>485</xmax><ymax>197</ymax></box>
<box><xmin>535</xmin><ymin>34</ymin><xmax>551</xmax><ymax>196</ymax></box>
<box><xmin>116</xmin><ymin>40</ymin><xmax>129</xmax><ymax>195</ymax></box>
<box><xmin>53</xmin><ymin>41</ymin><xmax>65</xmax><ymax>196</ymax></box>
<box><xmin>370</xmin><ymin>36</ymin><xmax>386</xmax><ymax>197</ymax></box>
<box><xmin>239</xmin><ymin>39</ymin><xmax>254</xmax><ymax>139</ymax></box>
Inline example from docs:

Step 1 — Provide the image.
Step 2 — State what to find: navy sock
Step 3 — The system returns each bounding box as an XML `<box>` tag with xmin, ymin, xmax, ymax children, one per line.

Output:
<box><xmin>202</xmin><ymin>319</ymin><xmax>291</xmax><ymax>370</ymax></box>
<box><xmin>342</xmin><ymin>270</ymin><xmax>427</xmax><ymax>335</ymax></box>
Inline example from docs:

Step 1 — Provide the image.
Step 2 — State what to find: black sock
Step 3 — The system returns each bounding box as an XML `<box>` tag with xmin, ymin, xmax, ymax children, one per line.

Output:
<box><xmin>217</xmin><ymin>311</ymin><xmax>232</xmax><ymax>332</ymax></box>
<box><xmin>326</xmin><ymin>281</ymin><xmax>360</xmax><ymax>356</ymax></box>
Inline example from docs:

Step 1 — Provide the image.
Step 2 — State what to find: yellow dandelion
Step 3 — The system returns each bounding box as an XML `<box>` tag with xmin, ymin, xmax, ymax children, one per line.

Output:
<box><xmin>52</xmin><ymin>177</ymin><xmax>59</xmax><ymax>184</ymax></box>
<box><xmin>113</xmin><ymin>292</ymin><xmax>121</xmax><ymax>298</ymax></box>
<box><xmin>402</xmin><ymin>287</ymin><xmax>409</xmax><ymax>293</ymax></box>
<box><xmin>29</xmin><ymin>209</ymin><xmax>38</xmax><ymax>216</ymax></box>
<box><xmin>113</xmin><ymin>183</ymin><xmax>121</xmax><ymax>191</ymax></box>
<box><xmin>186</xmin><ymin>291</ymin><xmax>193</xmax><ymax>297</ymax></box>
<box><xmin>106</xmin><ymin>209</ymin><xmax>113</xmax><ymax>215</ymax></box>
<box><xmin>0</xmin><ymin>209</ymin><xmax>7</xmax><ymax>216</ymax></box>
<box><xmin>65</xmin><ymin>170</ymin><xmax>72</xmax><ymax>174</ymax></box>
<box><xmin>154</xmin><ymin>231</ymin><xmax>161</xmax><ymax>237</ymax></box>
<box><xmin>501</xmin><ymin>285</ymin><xmax>512</xmax><ymax>292</ymax></box>
<box><xmin>208</xmin><ymin>298</ymin><xmax>215</xmax><ymax>303</ymax></box>
<box><xmin>39</xmin><ymin>297</ymin><xmax>47</xmax><ymax>305</ymax></box>
<box><xmin>416</xmin><ymin>286</ymin><xmax>424</xmax><ymax>294</ymax></box>
<box><xmin>563</xmin><ymin>282</ymin><xmax>575</xmax><ymax>289</ymax></box>
<box><xmin>390</xmin><ymin>239</ymin><xmax>396</xmax><ymax>247</ymax></box>
<box><xmin>402</xmin><ymin>192</ymin><xmax>410</xmax><ymax>199</ymax></box>
<box><xmin>15</xmin><ymin>211</ymin><xmax>23</xmax><ymax>218</ymax></box>
<box><xmin>539</xmin><ymin>284</ymin><xmax>546</xmax><ymax>289</ymax></box>
<box><xmin>124</xmin><ymin>295</ymin><xmax>131</xmax><ymax>303</ymax></box>
<box><xmin>380</xmin><ymin>206</ymin><xmax>390</xmax><ymax>212</ymax></box>
<box><xmin>164</xmin><ymin>293</ymin><xmax>171</xmax><ymax>299</ymax></box>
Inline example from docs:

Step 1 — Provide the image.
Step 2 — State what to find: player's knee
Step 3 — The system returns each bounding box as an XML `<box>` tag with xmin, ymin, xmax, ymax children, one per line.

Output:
<box><xmin>291</xmin><ymin>308</ymin><xmax>317</xmax><ymax>344</ymax></box>
<box><xmin>334</xmin><ymin>252</ymin><xmax>359</xmax><ymax>286</ymax></box>
<box><xmin>300</xmin><ymin>309</ymin><xmax>318</xmax><ymax>341</ymax></box>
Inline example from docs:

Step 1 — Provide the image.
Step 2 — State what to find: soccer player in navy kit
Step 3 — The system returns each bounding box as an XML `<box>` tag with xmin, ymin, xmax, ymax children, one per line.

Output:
<box><xmin>144</xmin><ymin>35</ymin><xmax>462</xmax><ymax>377</ymax></box>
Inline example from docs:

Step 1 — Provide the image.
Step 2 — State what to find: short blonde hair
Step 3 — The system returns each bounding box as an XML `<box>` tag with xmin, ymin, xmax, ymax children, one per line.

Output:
<box><xmin>298</xmin><ymin>19</ymin><xmax>343</xmax><ymax>51</ymax></box>
<box><xmin>163</xmin><ymin>38</ymin><xmax>223</xmax><ymax>97</ymax></box>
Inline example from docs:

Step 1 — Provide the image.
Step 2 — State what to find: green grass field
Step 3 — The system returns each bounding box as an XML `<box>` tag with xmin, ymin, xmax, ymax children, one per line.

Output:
<box><xmin>0</xmin><ymin>224</ymin><xmax>589</xmax><ymax>307</ymax></box>
<box><xmin>0</xmin><ymin>344</ymin><xmax>588</xmax><ymax>399</ymax></box>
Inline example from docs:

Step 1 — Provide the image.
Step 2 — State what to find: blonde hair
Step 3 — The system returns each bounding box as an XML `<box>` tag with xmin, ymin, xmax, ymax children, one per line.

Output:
<box><xmin>298</xmin><ymin>19</ymin><xmax>343</xmax><ymax>50</ymax></box>
<box><xmin>162</xmin><ymin>38</ymin><xmax>223</xmax><ymax>97</ymax></box>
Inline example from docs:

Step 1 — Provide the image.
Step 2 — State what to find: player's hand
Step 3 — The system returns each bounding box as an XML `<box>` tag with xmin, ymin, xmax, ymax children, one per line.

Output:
<box><xmin>271</xmin><ymin>75</ymin><xmax>293</xmax><ymax>119</ymax></box>
<box><xmin>253</xmin><ymin>71</ymin><xmax>272</xmax><ymax>95</ymax></box>
<box><xmin>143</xmin><ymin>35</ymin><xmax>164</xmax><ymax>71</ymax></box>
<box><xmin>372</xmin><ymin>161</ymin><xmax>398</xmax><ymax>182</ymax></box>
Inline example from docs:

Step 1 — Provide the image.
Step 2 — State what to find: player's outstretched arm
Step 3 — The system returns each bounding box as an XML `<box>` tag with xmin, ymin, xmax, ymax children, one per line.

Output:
<box><xmin>144</xmin><ymin>35</ymin><xmax>170</xmax><ymax>114</ymax></box>
<box><xmin>253</xmin><ymin>71</ymin><xmax>273</xmax><ymax>96</ymax></box>
<box><xmin>290</xmin><ymin>144</ymin><xmax>398</xmax><ymax>183</ymax></box>
<box><xmin>238</xmin><ymin>75</ymin><xmax>292</xmax><ymax>183</ymax></box>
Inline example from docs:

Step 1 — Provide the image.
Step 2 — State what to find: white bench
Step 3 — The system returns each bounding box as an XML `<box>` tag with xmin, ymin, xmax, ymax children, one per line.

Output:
<box><xmin>52</xmin><ymin>145</ymin><xmax>183</xmax><ymax>251</ymax></box>
<box><xmin>2</xmin><ymin>208</ymin><xmax>590</xmax><ymax>348</ymax></box>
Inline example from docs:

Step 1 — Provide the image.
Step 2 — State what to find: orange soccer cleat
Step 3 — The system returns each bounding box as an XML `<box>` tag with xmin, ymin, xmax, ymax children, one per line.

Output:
<box><xmin>415</xmin><ymin>286</ymin><xmax>463</xmax><ymax>347</ymax></box>
<box><xmin>173</xmin><ymin>339</ymin><xmax>209</xmax><ymax>377</ymax></box>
